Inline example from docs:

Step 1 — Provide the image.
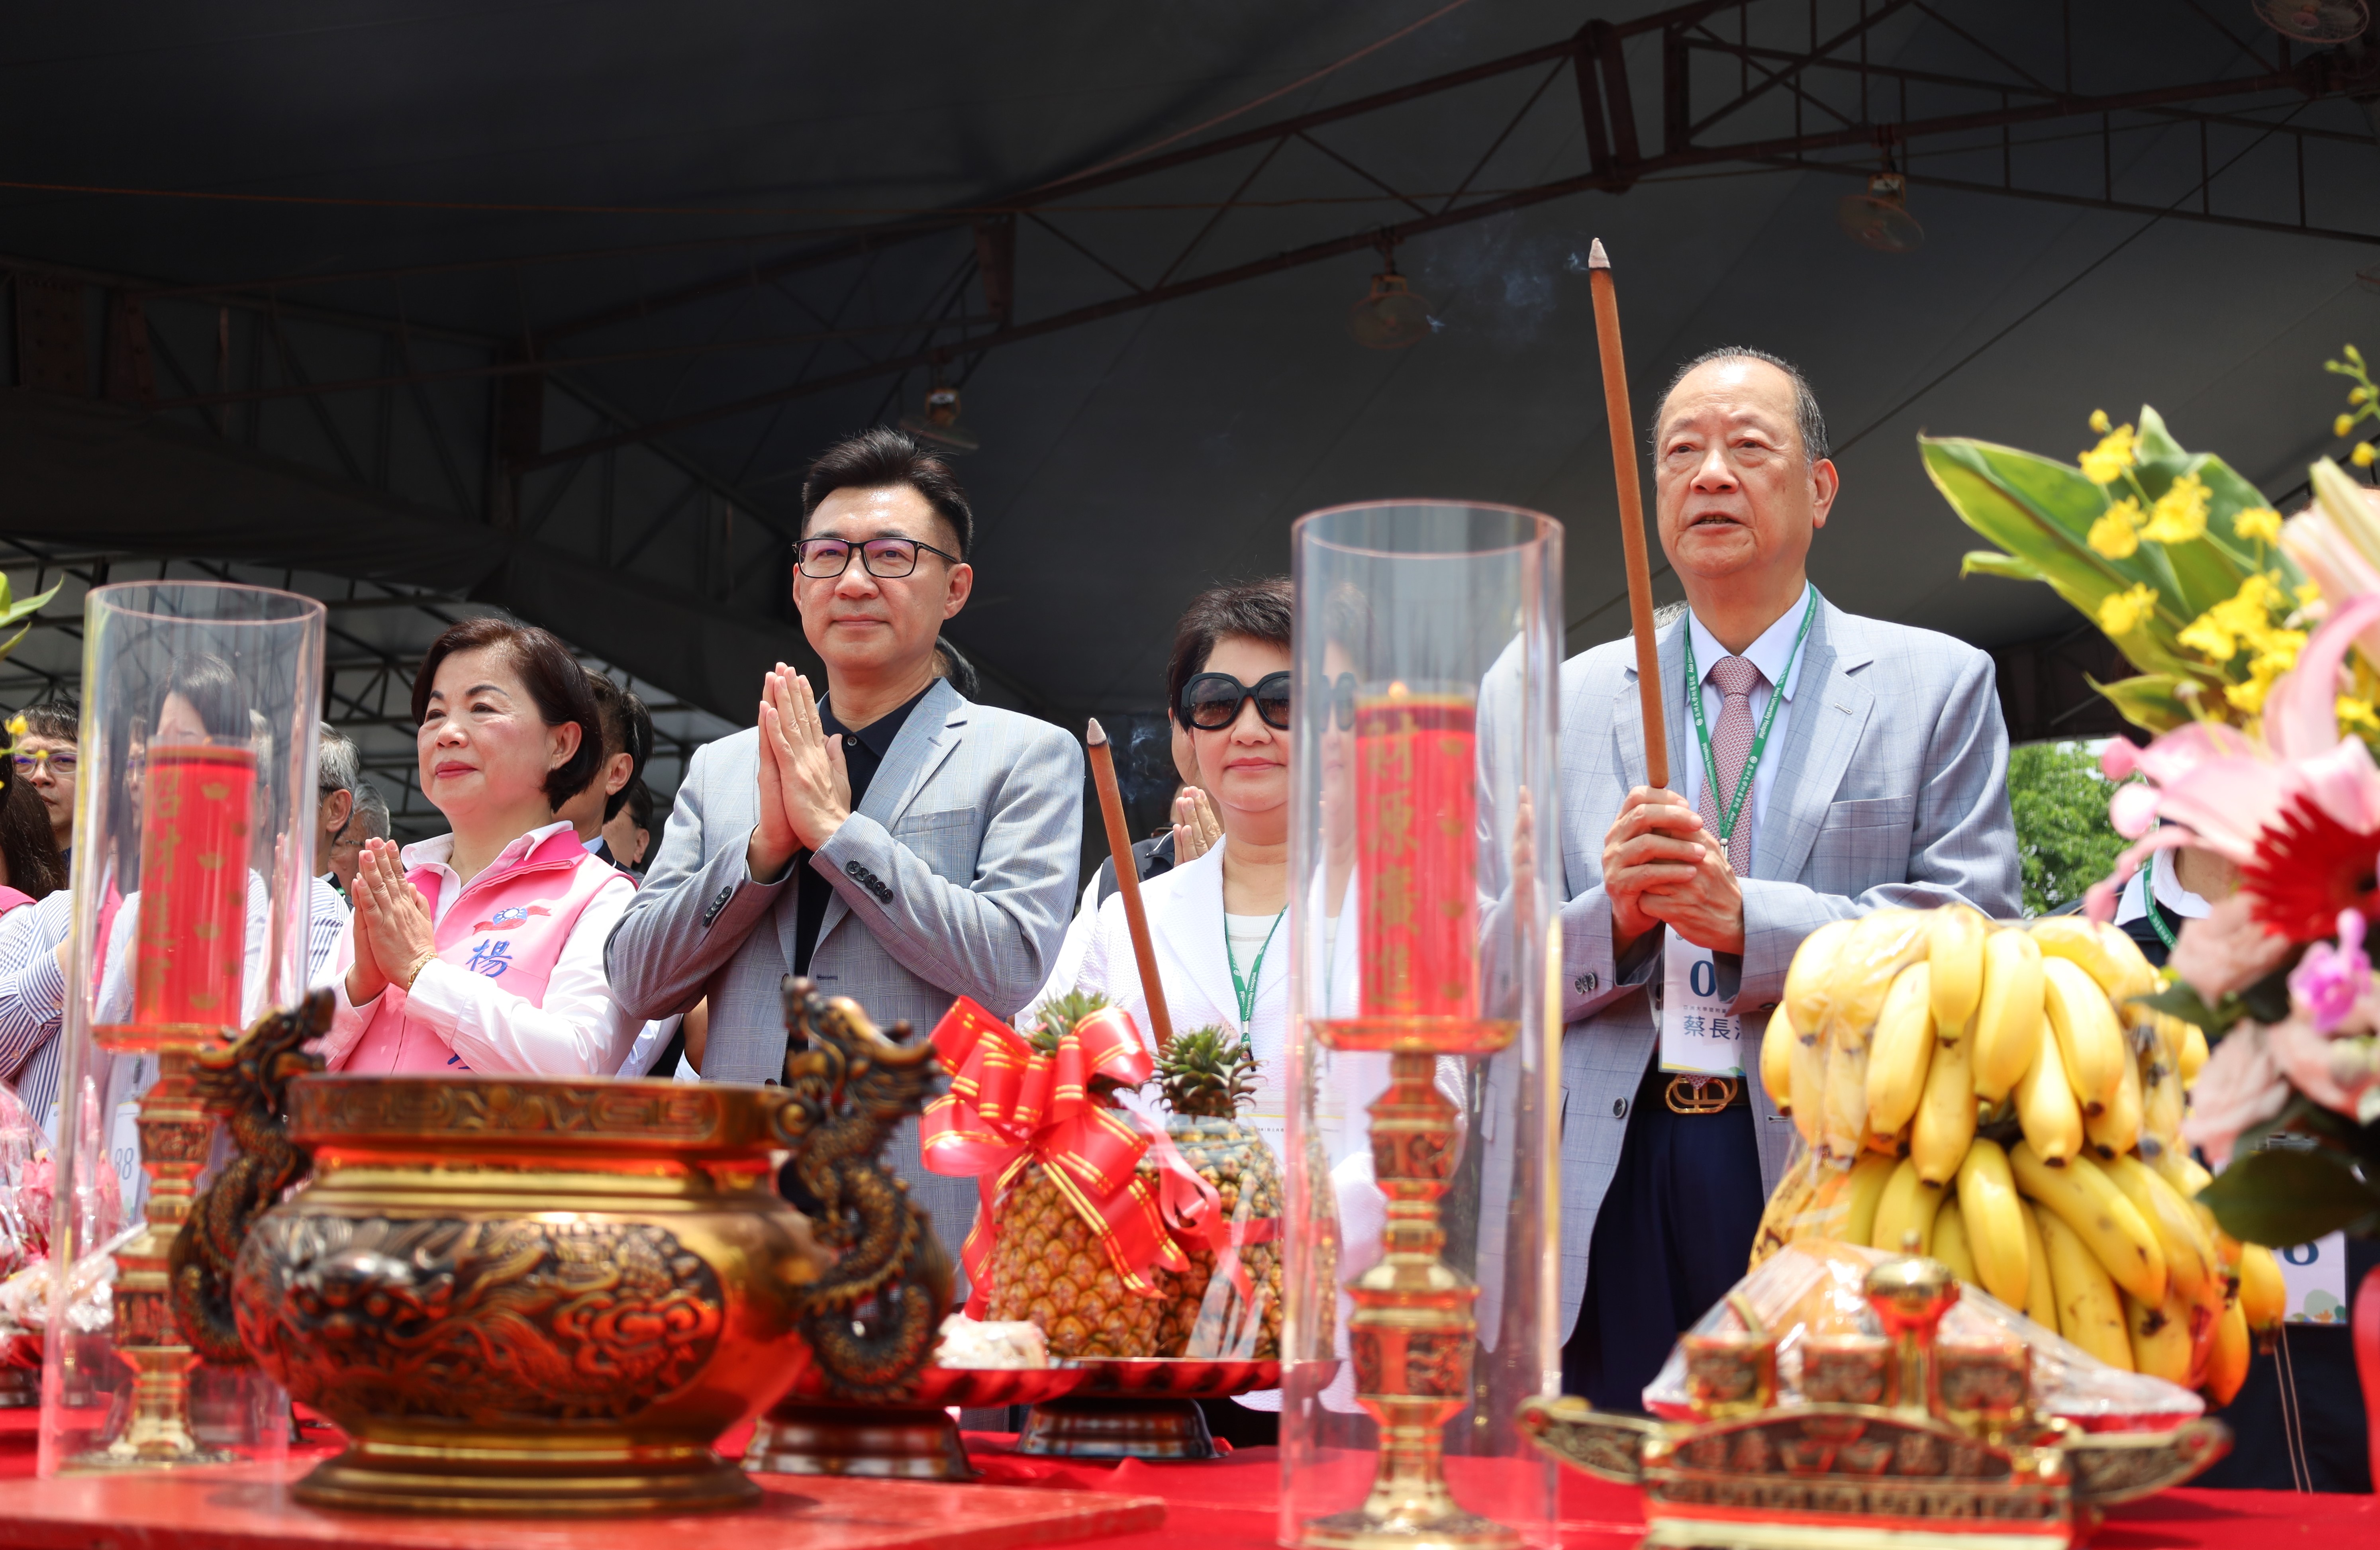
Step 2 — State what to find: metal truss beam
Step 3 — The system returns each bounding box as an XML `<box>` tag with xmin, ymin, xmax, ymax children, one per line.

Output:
<box><xmin>511</xmin><ymin>2</ymin><xmax>2364</xmax><ymax>468</ymax></box>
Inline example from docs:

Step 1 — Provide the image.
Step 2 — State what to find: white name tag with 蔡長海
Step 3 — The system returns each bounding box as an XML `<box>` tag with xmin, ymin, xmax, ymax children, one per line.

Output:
<box><xmin>2277</xmin><ymin>1231</ymin><xmax>2349</xmax><ymax>1323</ymax></box>
<box><xmin>1660</xmin><ymin>931</ymin><xmax>1743</xmax><ymax>1077</ymax></box>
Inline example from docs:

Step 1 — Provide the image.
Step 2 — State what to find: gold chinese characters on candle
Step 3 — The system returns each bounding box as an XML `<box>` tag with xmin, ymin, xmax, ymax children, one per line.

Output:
<box><xmin>1335</xmin><ymin>682</ymin><xmax>1506</xmax><ymax>1056</ymax></box>
<box><xmin>118</xmin><ymin>743</ymin><xmax>256</xmax><ymax>1045</ymax></box>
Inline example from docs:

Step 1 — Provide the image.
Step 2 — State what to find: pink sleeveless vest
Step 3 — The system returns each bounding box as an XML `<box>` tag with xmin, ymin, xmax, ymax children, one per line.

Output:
<box><xmin>334</xmin><ymin>827</ymin><xmax>628</xmax><ymax>1075</ymax></box>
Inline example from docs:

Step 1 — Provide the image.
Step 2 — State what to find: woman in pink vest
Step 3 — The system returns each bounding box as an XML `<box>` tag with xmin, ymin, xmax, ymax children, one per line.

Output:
<box><xmin>320</xmin><ymin>617</ymin><xmax>639</xmax><ymax>1076</ymax></box>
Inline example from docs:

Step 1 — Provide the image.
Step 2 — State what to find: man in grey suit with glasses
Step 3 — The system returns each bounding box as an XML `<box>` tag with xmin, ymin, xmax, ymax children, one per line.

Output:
<box><xmin>607</xmin><ymin>428</ymin><xmax>1083</xmax><ymax>1266</ymax></box>
<box><xmin>1555</xmin><ymin>348</ymin><xmax>2018</xmax><ymax>1413</ymax></box>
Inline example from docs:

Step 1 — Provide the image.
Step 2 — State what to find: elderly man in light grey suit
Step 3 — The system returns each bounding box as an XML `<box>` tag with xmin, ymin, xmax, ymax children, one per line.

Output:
<box><xmin>1555</xmin><ymin>348</ymin><xmax>2018</xmax><ymax>1412</ymax></box>
<box><xmin>607</xmin><ymin>428</ymin><xmax>1082</xmax><ymax>1268</ymax></box>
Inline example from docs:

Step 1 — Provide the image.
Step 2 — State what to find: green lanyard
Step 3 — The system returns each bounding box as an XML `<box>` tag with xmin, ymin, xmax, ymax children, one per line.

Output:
<box><xmin>1681</xmin><ymin>590</ymin><xmax>1819</xmax><ymax>847</ymax></box>
<box><xmin>1226</xmin><ymin>908</ymin><xmax>1287</xmax><ymax>1034</ymax></box>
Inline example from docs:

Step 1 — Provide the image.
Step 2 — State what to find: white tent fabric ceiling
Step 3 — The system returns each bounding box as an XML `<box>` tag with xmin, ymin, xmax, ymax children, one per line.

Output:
<box><xmin>1</xmin><ymin>0</ymin><xmax>2376</xmax><ymax>745</ymax></box>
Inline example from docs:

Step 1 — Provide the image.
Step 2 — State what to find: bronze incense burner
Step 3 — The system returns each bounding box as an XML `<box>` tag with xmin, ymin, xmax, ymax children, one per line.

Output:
<box><xmin>186</xmin><ymin>977</ymin><xmax>946</xmax><ymax>1515</ymax></box>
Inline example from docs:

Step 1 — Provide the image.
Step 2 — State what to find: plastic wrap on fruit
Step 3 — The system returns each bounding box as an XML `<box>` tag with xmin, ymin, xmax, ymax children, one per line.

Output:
<box><xmin>1642</xmin><ymin>1240</ymin><xmax>2206</xmax><ymax>1433</ymax></box>
<box><xmin>1782</xmin><ymin>912</ymin><xmax>1934</xmax><ymax>1164</ymax></box>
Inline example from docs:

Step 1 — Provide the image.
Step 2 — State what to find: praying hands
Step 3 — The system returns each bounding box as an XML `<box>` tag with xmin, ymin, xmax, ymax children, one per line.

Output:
<box><xmin>744</xmin><ymin>664</ymin><xmax>854</xmax><ymax>882</ymax></box>
<box><xmin>345</xmin><ymin>837</ymin><xmax>438</xmax><ymax>1005</ymax></box>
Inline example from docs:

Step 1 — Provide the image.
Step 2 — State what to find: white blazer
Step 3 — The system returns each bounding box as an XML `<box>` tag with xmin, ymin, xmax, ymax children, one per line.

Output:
<box><xmin>1040</xmin><ymin>843</ymin><xmax>1292</xmax><ymax>1152</ymax></box>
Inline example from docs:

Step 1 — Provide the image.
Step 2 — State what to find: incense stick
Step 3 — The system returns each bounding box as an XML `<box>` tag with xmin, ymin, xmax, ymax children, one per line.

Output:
<box><xmin>1587</xmin><ymin>238</ymin><xmax>1669</xmax><ymax>790</ymax></box>
<box><xmin>1085</xmin><ymin>718</ymin><xmax>1174</xmax><ymax>1052</ymax></box>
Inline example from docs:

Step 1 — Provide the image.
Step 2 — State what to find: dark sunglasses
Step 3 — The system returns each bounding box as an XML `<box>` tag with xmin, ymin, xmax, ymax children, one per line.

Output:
<box><xmin>1312</xmin><ymin>672</ymin><xmax>1357</xmax><ymax>732</ymax></box>
<box><xmin>1180</xmin><ymin>671</ymin><xmax>1292</xmax><ymax>731</ymax></box>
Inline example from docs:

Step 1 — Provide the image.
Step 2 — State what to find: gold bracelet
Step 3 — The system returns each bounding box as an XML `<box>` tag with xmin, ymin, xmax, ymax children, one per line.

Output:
<box><xmin>402</xmin><ymin>953</ymin><xmax>436</xmax><ymax>992</ymax></box>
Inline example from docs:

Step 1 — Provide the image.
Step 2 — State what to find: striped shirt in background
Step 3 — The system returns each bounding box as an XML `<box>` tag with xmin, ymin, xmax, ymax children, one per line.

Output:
<box><xmin>0</xmin><ymin>890</ymin><xmax>72</xmax><ymax>1130</ymax></box>
<box><xmin>308</xmin><ymin>874</ymin><xmax>349</xmax><ymax>987</ymax></box>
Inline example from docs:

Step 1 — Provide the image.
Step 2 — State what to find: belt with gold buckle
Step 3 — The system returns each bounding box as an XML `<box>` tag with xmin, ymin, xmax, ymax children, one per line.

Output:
<box><xmin>1664</xmin><ymin>1074</ymin><xmax>1740</xmax><ymax>1115</ymax></box>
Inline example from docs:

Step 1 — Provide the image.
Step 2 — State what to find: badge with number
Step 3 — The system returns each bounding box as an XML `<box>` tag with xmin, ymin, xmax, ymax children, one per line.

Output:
<box><xmin>1659</xmin><ymin>930</ymin><xmax>1743</xmax><ymax>1077</ymax></box>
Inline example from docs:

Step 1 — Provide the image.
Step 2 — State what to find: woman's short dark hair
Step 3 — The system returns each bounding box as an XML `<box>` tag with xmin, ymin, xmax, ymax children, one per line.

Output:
<box><xmin>582</xmin><ymin>670</ymin><xmax>653</xmax><ymax>822</ymax></box>
<box><xmin>800</xmin><ymin>427</ymin><xmax>974</xmax><ymax>560</ymax></box>
<box><xmin>159</xmin><ymin>654</ymin><xmax>251</xmax><ymax>741</ymax></box>
<box><xmin>0</xmin><ymin>775</ymin><xmax>65</xmax><ymax>898</ymax></box>
<box><xmin>411</xmin><ymin>616</ymin><xmax>602</xmax><ymax>810</ymax></box>
<box><xmin>1165</xmin><ymin>578</ymin><xmax>1294</xmax><ymax>721</ymax></box>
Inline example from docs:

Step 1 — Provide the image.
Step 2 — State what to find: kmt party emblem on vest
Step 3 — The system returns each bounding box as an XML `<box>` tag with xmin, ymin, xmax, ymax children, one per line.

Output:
<box><xmin>471</xmin><ymin>903</ymin><xmax>552</xmax><ymax>933</ymax></box>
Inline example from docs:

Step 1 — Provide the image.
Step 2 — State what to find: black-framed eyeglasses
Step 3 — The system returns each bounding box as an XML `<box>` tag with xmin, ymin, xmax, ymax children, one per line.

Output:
<box><xmin>1180</xmin><ymin>672</ymin><xmax>1292</xmax><ymax>731</ymax></box>
<box><xmin>794</xmin><ymin>536</ymin><xmax>963</xmax><ymax>580</ymax></box>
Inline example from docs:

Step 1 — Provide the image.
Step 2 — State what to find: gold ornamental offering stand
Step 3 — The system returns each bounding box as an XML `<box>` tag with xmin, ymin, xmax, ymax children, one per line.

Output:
<box><xmin>1283</xmin><ymin>501</ymin><xmax>1566</xmax><ymax>1550</ymax></box>
<box><xmin>1519</xmin><ymin>1248</ymin><xmax>2232</xmax><ymax>1550</ymax></box>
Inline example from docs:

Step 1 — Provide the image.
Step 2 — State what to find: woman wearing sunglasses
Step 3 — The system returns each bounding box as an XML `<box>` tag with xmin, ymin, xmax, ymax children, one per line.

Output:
<box><xmin>1025</xmin><ymin>579</ymin><xmax>1297</xmax><ymax>1437</ymax></box>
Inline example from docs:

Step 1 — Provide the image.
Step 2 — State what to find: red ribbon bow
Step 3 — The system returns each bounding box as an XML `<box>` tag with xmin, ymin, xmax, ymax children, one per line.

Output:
<box><xmin>920</xmin><ymin>997</ymin><xmax>1227</xmax><ymax>1316</ymax></box>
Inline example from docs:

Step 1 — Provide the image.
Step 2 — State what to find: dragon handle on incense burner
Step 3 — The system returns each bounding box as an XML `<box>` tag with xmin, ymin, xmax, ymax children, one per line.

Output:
<box><xmin>170</xmin><ymin>988</ymin><xmax>330</xmax><ymax>1365</ymax></box>
<box><xmin>771</xmin><ymin>976</ymin><xmax>951</xmax><ymax>1402</ymax></box>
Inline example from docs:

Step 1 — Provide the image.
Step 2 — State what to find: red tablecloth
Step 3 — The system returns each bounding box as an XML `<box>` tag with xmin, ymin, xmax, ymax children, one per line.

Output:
<box><xmin>4</xmin><ymin>1409</ymin><xmax>2373</xmax><ymax>1547</ymax></box>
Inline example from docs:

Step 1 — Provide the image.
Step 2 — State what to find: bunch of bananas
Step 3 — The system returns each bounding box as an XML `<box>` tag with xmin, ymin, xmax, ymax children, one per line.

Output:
<box><xmin>1753</xmin><ymin>906</ymin><xmax>2287</xmax><ymax>1407</ymax></box>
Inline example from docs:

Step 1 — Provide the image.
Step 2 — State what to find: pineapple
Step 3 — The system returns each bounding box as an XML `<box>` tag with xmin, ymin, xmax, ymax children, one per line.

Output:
<box><xmin>982</xmin><ymin>990</ymin><xmax>1163</xmax><ymax>1358</ymax></box>
<box><xmin>1152</xmin><ymin>1027</ymin><xmax>1284</xmax><ymax>1360</ymax></box>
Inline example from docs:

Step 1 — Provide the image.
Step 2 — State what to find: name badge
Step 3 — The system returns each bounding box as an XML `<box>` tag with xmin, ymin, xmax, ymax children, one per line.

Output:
<box><xmin>2276</xmin><ymin>1231</ymin><xmax>2349</xmax><ymax>1324</ymax></box>
<box><xmin>1659</xmin><ymin>930</ymin><xmax>1743</xmax><ymax>1077</ymax></box>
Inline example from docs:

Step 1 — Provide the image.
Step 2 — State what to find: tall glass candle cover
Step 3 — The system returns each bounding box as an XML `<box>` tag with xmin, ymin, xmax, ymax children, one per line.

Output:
<box><xmin>38</xmin><ymin>582</ymin><xmax>323</xmax><ymax>1474</ymax></box>
<box><xmin>1282</xmin><ymin>503</ymin><xmax>1563</xmax><ymax>1549</ymax></box>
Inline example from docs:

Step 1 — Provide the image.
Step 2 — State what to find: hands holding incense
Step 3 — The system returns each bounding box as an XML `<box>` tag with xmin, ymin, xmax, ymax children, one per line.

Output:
<box><xmin>746</xmin><ymin>664</ymin><xmax>854</xmax><ymax>882</ymax></box>
<box><xmin>1602</xmin><ymin>786</ymin><xmax>1745</xmax><ymax>959</ymax></box>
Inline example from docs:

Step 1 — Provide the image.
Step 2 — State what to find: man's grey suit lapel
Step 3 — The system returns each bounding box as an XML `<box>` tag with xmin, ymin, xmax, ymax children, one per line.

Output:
<box><xmin>1613</xmin><ymin>617</ymin><xmax>1693</xmax><ymax>799</ymax></box>
<box><xmin>1751</xmin><ymin>602</ymin><xmax>1874</xmax><ymax>884</ymax></box>
<box><xmin>781</xmin><ymin>679</ymin><xmax>971</xmax><ymax>965</ymax></box>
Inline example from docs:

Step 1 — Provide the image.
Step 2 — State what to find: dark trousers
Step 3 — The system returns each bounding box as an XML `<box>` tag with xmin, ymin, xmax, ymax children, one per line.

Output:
<box><xmin>1563</xmin><ymin>1061</ymin><xmax>1766</xmax><ymax>1413</ymax></box>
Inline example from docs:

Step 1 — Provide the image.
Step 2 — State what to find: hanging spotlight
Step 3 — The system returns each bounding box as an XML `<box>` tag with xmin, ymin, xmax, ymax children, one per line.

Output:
<box><xmin>1837</xmin><ymin>170</ymin><xmax>1925</xmax><ymax>255</ymax></box>
<box><xmin>2252</xmin><ymin>0</ymin><xmax>2368</xmax><ymax>44</ymax></box>
<box><xmin>1347</xmin><ymin>244</ymin><xmax>1433</xmax><ymax>350</ymax></box>
<box><xmin>898</xmin><ymin>381</ymin><xmax>980</xmax><ymax>454</ymax></box>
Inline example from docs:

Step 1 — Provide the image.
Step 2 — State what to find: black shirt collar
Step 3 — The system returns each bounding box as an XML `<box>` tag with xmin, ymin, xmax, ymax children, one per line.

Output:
<box><xmin>819</xmin><ymin>681</ymin><xmax>937</xmax><ymax>760</ymax></box>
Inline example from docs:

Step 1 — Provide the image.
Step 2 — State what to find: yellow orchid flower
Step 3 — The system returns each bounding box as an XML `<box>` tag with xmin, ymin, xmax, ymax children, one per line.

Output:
<box><xmin>2338</xmin><ymin>696</ymin><xmax>2380</xmax><ymax>735</ymax></box>
<box><xmin>2079</xmin><ymin>423</ymin><xmax>2138</xmax><ymax>485</ymax></box>
<box><xmin>2338</xmin><ymin>413</ymin><xmax>2357</xmax><ymax>439</ymax></box>
<box><xmin>2356</xmin><ymin>443</ymin><xmax>2377</xmax><ymax>468</ymax></box>
<box><xmin>2097</xmin><ymin>582</ymin><xmax>2159</xmax><ymax>637</ymax></box>
<box><xmin>2087</xmin><ymin>499</ymin><xmax>2143</xmax><ymax>558</ymax></box>
<box><xmin>2233</xmin><ymin>506</ymin><xmax>2283</xmax><ymax>545</ymax></box>
<box><xmin>2090</xmin><ymin>408</ymin><xmax>2112</xmax><ymax>434</ymax></box>
<box><xmin>2177</xmin><ymin>611</ymin><xmax>2236</xmax><ymax>662</ymax></box>
<box><xmin>2139</xmin><ymin>472</ymin><xmax>2211</xmax><ymax>544</ymax></box>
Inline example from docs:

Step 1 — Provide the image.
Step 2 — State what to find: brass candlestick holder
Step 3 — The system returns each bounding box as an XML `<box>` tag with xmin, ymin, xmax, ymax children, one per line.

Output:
<box><xmin>81</xmin><ymin>1037</ymin><xmax>229</xmax><ymax>1466</ymax></box>
<box><xmin>1302</xmin><ymin>1022</ymin><xmax>1516</xmax><ymax>1550</ymax></box>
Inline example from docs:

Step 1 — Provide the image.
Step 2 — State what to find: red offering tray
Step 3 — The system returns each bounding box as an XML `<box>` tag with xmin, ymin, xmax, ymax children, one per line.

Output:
<box><xmin>1017</xmin><ymin>1359</ymin><xmax>1282</xmax><ymax>1461</ymax></box>
<box><xmin>747</xmin><ymin>1365</ymin><xmax>1090</xmax><ymax>1481</ymax></box>
<box><xmin>0</xmin><ymin>1458</ymin><xmax>1160</xmax><ymax>1549</ymax></box>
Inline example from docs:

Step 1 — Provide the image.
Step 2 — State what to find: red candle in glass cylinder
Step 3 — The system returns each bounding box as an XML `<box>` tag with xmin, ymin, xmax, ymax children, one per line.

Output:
<box><xmin>1355</xmin><ymin>687</ymin><xmax>1478</xmax><ymax>1027</ymax></box>
<box><xmin>131</xmin><ymin>744</ymin><xmax>256</xmax><ymax>1034</ymax></box>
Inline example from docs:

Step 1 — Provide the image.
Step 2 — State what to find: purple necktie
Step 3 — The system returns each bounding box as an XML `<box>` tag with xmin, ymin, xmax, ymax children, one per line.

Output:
<box><xmin>1695</xmin><ymin>654</ymin><xmax>1766</xmax><ymax>876</ymax></box>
